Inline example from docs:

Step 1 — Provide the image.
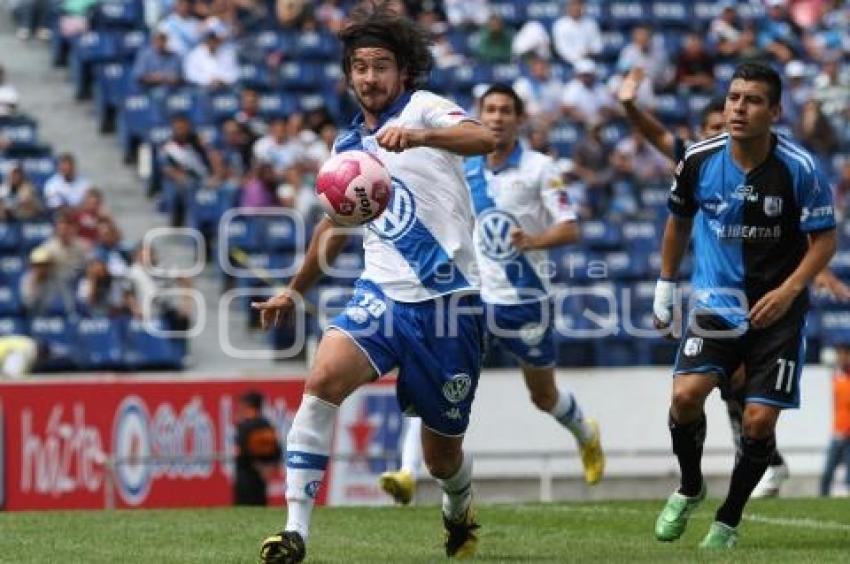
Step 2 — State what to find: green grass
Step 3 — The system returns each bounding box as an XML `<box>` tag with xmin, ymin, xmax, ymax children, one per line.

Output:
<box><xmin>2</xmin><ymin>498</ymin><xmax>849</xmax><ymax>563</ymax></box>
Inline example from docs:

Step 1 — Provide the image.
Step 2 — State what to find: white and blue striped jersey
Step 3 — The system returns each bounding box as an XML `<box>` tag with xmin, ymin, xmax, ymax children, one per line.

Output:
<box><xmin>333</xmin><ymin>90</ymin><xmax>479</xmax><ymax>303</ymax></box>
<box><xmin>464</xmin><ymin>142</ymin><xmax>577</xmax><ymax>304</ymax></box>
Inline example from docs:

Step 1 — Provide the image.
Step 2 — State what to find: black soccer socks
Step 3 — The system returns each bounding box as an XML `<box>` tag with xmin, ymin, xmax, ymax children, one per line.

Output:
<box><xmin>716</xmin><ymin>434</ymin><xmax>776</xmax><ymax>527</ymax></box>
<box><xmin>669</xmin><ymin>411</ymin><xmax>707</xmax><ymax>497</ymax></box>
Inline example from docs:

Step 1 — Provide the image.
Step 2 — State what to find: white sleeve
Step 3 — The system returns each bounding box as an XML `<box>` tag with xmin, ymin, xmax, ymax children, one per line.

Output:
<box><xmin>220</xmin><ymin>46</ymin><xmax>239</xmax><ymax>84</ymax></box>
<box><xmin>552</xmin><ymin>19</ymin><xmax>574</xmax><ymax>63</ymax></box>
<box><xmin>540</xmin><ymin>159</ymin><xmax>578</xmax><ymax>223</ymax></box>
<box><xmin>587</xmin><ymin>21</ymin><xmax>602</xmax><ymax>56</ymax></box>
<box><xmin>44</xmin><ymin>178</ymin><xmax>62</xmax><ymax>209</ymax></box>
<box><xmin>183</xmin><ymin>50</ymin><xmax>204</xmax><ymax>85</ymax></box>
<box><xmin>416</xmin><ymin>92</ymin><xmax>476</xmax><ymax>129</ymax></box>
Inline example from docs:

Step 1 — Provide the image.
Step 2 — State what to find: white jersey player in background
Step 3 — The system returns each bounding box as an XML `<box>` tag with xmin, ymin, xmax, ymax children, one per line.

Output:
<box><xmin>379</xmin><ymin>84</ymin><xmax>605</xmax><ymax>506</ymax></box>
<box><xmin>251</xmin><ymin>5</ymin><xmax>495</xmax><ymax>563</ymax></box>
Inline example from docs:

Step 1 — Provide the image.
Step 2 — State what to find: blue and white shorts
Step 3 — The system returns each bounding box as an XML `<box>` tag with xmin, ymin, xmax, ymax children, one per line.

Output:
<box><xmin>485</xmin><ymin>299</ymin><xmax>556</xmax><ymax>368</ymax></box>
<box><xmin>328</xmin><ymin>279</ymin><xmax>484</xmax><ymax>436</ymax></box>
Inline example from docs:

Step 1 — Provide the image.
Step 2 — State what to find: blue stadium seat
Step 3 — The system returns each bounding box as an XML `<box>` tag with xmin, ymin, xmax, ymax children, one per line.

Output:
<box><xmin>205</xmin><ymin>90</ymin><xmax>239</xmax><ymax>123</ymax></box>
<box><xmin>549</xmin><ymin>121</ymin><xmax>583</xmax><ymax>159</ymax></box>
<box><xmin>488</xmin><ymin>1</ymin><xmax>526</xmax><ymax>27</ymax></box>
<box><xmin>654</xmin><ymin>93</ymin><xmax>688</xmax><ymax>123</ymax></box>
<box><xmin>599</xmin><ymin>30</ymin><xmax>627</xmax><ymax>62</ymax></box>
<box><xmin>90</xmin><ymin>0</ymin><xmax>145</xmax><ymax>30</ymax></box>
<box><xmin>278</xmin><ymin>62</ymin><xmax>324</xmax><ymax>91</ymax></box>
<box><xmin>0</xmin><ymin>284</ymin><xmax>21</xmax><ymax>316</ymax></box>
<box><xmin>0</xmin><ymin>121</ymin><xmax>38</xmax><ymax>147</ymax></box>
<box><xmin>605</xmin><ymin>1</ymin><xmax>650</xmax><ymax>29</ymax></box>
<box><xmin>264</xmin><ymin>215</ymin><xmax>300</xmax><ymax>252</ymax></box>
<box><xmin>117</xmin><ymin>30</ymin><xmax>147</xmax><ymax>60</ymax></box>
<box><xmin>0</xmin><ymin>316</ymin><xmax>26</xmax><ymax>337</ymax></box>
<box><xmin>830</xmin><ymin>249</ymin><xmax>850</xmax><ymax>278</ymax></box>
<box><xmin>490</xmin><ymin>64</ymin><xmax>522</xmax><ymax>83</ymax></box>
<box><xmin>692</xmin><ymin>1</ymin><xmax>721</xmax><ymax>24</ymax></box>
<box><xmin>622</xmin><ymin>221</ymin><xmax>657</xmax><ymax>252</ymax></box>
<box><xmin>94</xmin><ymin>62</ymin><xmax>132</xmax><ymax>130</ymax></box>
<box><xmin>525</xmin><ymin>2</ymin><xmax>561</xmax><ymax>28</ymax></box>
<box><xmin>117</xmin><ymin>92</ymin><xmax>155</xmax><ymax>157</ymax></box>
<box><xmin>19</xmin><ymin>220</ymin><xmax>53</xmax><ymax>251</ymax></box>
<box><xmin>650</xmin><ymin>1</ymin><xmax>691</xmax><ymax>27</ymax></box>
<box><xmin>187</xmin><ymin>187</ymin><xmax>229</xmax><ymax>231</ymax></box>
<box><xmin>70</xmin><ymin>31</ymin><xmax>120</xmax><ymax>98</ymax></box>
<box><xmin>75</xmin><ymin>316</ymin><xmax>124</xmax><ymax>369</ymax></box>
<box><xmin>29</xmin><ymin>316</ymin><xmax>77</xmax><ymax>369</ymax></box>
<box><xmin>326</xmin><ymin>252</ymin><xmax>364</xmax><ymax>284</ymax></box>
<box><xmin>123</xmin><ymin>317</ymin><xmax>184</xmax><ymax>369</ymax></box>
<box><xmin>820</xmin><ymin>310</ymin><xmax>850</xmax><ymax>346</ymax></box>
<box><xmin>599</xmin><ymin>120</ymin><xmax>629</xmax><ymax>145</ymax></box>
<box><xmin>0</xmin><ymin>255</ymin><xmax>26</xmax><ymax>288</ymax></box>
<box><xmin>0</xmin><ymin>222</ymin><xmax>21</xmax><ymax>254</ymax></box>
<box><xmin>581</xmin><ymin>219</ymin><xmax>622</xmax><ymax>250</ymax></box>
<box><xmin>446</xmin><ymin>30</ymin><xmax>472</xmax><ymax>57</ymax></box>
<box><xmin>239</xmin><ymin>63</ymin><xmax>272</xmax><ymax>90</ymax></box>
<box><xmin>225</xmin><ymin>216</ymin><xmax>266</xmax><ymax>252</ymax></box>
<box><xmin>293</xmin><ymin>30</ymin><xmax>339</xmax><ymax>61</ymax></box>
<box><xmin>603</xmin><ymin>251</ymin><xmax>647</xmax><ymax>280</ymax></box>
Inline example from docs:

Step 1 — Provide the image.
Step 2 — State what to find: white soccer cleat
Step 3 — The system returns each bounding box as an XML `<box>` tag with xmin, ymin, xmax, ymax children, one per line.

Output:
<box><xmin>751</xmin><ymin>463</ymin><xmax>789</xmax><ymax>498</ymax></box>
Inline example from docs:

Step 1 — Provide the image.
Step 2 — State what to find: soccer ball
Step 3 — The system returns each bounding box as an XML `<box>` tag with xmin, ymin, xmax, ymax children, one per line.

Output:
<box><xmin>315</xmin><ymin>150</ymin><xmax>392</xmax><ymax>226</ymax></box>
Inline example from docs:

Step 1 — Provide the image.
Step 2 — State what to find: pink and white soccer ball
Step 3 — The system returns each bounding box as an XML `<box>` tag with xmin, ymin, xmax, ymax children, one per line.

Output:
<box><xmin>315</xmin><ymin>150</ymin><xmax>392</xmax><ymax>226</ymax></box>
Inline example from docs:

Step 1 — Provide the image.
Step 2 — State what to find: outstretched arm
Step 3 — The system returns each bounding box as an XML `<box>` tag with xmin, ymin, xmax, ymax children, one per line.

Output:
<box><xmin>618</xmin><ymin>67</ymin><xmax>677</xmax><ymax>161</ymax></box>
<box><xmin>377</xmin><ymin>121</ymin><xmax>496</xmax><ymax>156</ymax></box>
<box><xmin>251</xmin><ymin>217</ymin><xmax>349</xmax><ymax>328</ymax></box>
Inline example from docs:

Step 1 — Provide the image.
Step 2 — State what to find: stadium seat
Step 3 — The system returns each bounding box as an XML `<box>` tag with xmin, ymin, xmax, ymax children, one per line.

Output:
<box><xmin>488</xmin><ymin>1</ymin><xmax>526</xmax><ymax>27</ymax></box>
<box><xmin>69</xmin><ymin>31</ymin><xmax>120</xmax><ymax>99</ymax></box>
<box><xmin>622</xmin><ymin>221</ymin><xmax>658</xmax><ymax>253</ymax></box>
<box><xmin>820</xmin><ymin>310</ymin><xmax>850</xmax><ymax>347</ymax></box>
<box><xmin>239</xmin><ymin>63</ymin><xmax>272</xmax><ymax>90</ymax></box>
<box><xmin>293</xmin><ymin>30</ymin><xmax>339</xmax><ymax>61</ymax></box>
<box><xmin>89</xmin><ymin>0</ymin><xmax>145</xmax><ymax>30</ymax></box>
<box><xmin>581</xmin><ymin>219</ymin><xmax>622</xmax><ymax>250</ymax></box>
<box><xmin>0</xmin><ymin>316</ymin><xmax>26</xmax><ymax>337</ymax></box>
<box><xmin>490</xmin><ymin>64</ymin><xmax>522</xmax><ymax>84</ymax></box>
<box><xmin>205</xmin><ymin>90</ymin><xmax>240</xmax><ymax>123</ymax></box>
<box><xmin>29</xmin><ymin>316</ymin><xmax>77</xmax><ymax>370</ymax></box>
<box><xmin>0</xmin><ymin>284</ymin><xmax>22</xmax><ymax>316</ymax></box>
<box><xmin>651</xmin><ymin>1</ymin><xmax>691</xmax><ymax>27</ymax></box>
<box><xmin>75</xmin><ymin>316</ymin><xmax>124</xmax><ymax>369</ymax></box>
<box><xmin>599</xmin><ymin>30</ymin><xmax>627</xmax><ymax>62</ymax></box>
<box><xmin>525</xmin><ymin>2</ymin><xmax>561</xmax><ymax>28</ymax></box>
<box><xmin>264</xmin><ymin>215</ymin><xmax>301</xmax><ymax>252</ymax></box>
<box><xmin>829</xmin><ymin>250</ymin><xmax>850</xmax><ymax>278</ymax></box>
<box><xmin>325</xmin><ymin>252</ymin><xmax>364</xmax><ymax>285</ymax></box>
<box><xmin>605</xmin><ymin>1</ymin><xmax>649</xmax><ymax>29</ymax></box>
<box><xmin>0</xmin><ymin>222</ymin><xmax>21</xmax><ymax>254</ymax></box>
<box><xmin>122</xmin><ymin>317</ymin><xmax>184</xmax><ymax>369</ymax></box>
<box><xmin>225</xmin><ymin>215</ymin><xmax>266</xmax><ymax>253</ymax></box>
<box><xmin>0</xmin><ymin>255</ymin><xmax>26</xmax><ymax>288</ymax></box>
<box><xmin>0</xmin><ymin>121</ymin><xmax>38</xmax><ymax>147</ymax></box>
<box><xmin>692</xmin><ymin>1</ymin><xmax>721</xmax><ymax>24</ymax></box>
<box><xmin>19</xmin><ymin>220</ymin><xmax>53</xmax><ymax>251</ymax></box>
<box><xmin>117</xmin><ymin>92</ymin><xmax>155</xmax><ymax>158</ymax></box>
<box><xmin>94</xmin><ymin>62</ymin><xmax>131</xmax><ymax>131</ymax></box>
<box><xmin>654</xmin><ymin>93</ymin><xmax>688</xmax><ymax>123</ymax></box>
<box><xmin>278</xmin><ymin>62</ymin><xmax>324</xmax><ymax>91</ymax></box>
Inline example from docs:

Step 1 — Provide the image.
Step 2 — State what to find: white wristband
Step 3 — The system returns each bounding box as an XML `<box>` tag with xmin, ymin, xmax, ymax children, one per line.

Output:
<box><xmin>653</xmin><ymin>279</ymin><xmax>676</xmax><ymax>325</ymax></box>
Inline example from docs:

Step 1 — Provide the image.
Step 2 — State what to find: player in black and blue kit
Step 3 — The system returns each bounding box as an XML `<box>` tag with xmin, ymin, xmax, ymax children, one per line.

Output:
<box><xmin>651</xmin><ymin>63</ymin><xmax>837</xmax><ymax>548</ymax></box>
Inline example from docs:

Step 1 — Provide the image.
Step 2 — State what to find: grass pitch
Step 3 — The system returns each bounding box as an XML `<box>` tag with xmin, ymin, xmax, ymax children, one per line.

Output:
<box><xmin>2</xmin><ymin>498</ymin><xmax>849</xmax><ymax>563</ymax></box>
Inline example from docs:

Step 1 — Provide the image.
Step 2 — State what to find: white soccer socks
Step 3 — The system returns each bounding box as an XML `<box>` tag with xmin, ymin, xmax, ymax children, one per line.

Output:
<box><xmin>284</xmin><ymin>394</ymin><xmax>338</xmax><ymax>540</ymax></box>
<box><xmin>437</xmin><ymin>452</ymin><xmax>473</xmax><ymax>521</ymax></box>
<box><xmin>400</xmin><ymin>417</ymin><xmax>423</xmax><ymax>476</ymax></box>
<box><xmin>550</xmin><ymin>390</ymin><xmax>594</xmax><ymax>444</ymax></box>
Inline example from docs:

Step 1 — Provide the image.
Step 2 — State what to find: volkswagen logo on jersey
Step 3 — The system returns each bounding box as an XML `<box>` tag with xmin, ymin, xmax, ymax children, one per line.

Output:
<box><xmin>112</xmin><ymin>396</ymin><xmax>152</xmax><ymax>506</ymax></box>
<box><xmin>478</xmin><ymin>209</ymin><xmax>520</xmax><ymax>262</ymax></box>
<box><xmin>368</xmin><ymin>178</ymin><xmax>416</xmax><ymax>241</ymax></box>
<box><xmin>764</xmin><ymin>196</ymin><xmax>783</xmax><ymax>217</ymax></box>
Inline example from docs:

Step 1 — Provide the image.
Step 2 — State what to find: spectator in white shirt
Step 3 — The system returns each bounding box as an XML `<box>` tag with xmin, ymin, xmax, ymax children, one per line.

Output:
<box><xmin>616</xmin><ymin>25</ymin><xmax>671</xmax><ymax>91</ymax></box>
<box><xmin>159</xmin><ymin>0</ymin><xmax>202</xmax><ymax>57</ymax></box>
<box><xmin>513</xmin><ymin>55</ymin><xmax>565</xmax><ymax>123</ymax></box>
<box><xmin>561</xmin><ymin>59</ymin><xmax>618</xmax><ymax>123</ymax></box>
<box><xmin>709</xmin><ymin>1</ymin><xmax>744</xmax><ymax>58</ymax></box>
<box><xmin>44</xmin><ymin>153</ymin><xmax>93</xmax><ymax>210</ymax></box>
<box><xmin>252</xmin><ymin>117</ymin><xmax>299</xmax><ymax>179</ymax></box>
<box><xmin>512</xmin><ymin>20</ymin><xmax>551</xmax><ymax>60</ymax></box>
<box><xmin>552</xmin><ymin>0</ymin><xmax>601</xmax><ymax>66</ymax></box>
<box><xmin>184</xmin><ymin>28</ymin><xmax>239</xmax><ymax>89</ymax></box>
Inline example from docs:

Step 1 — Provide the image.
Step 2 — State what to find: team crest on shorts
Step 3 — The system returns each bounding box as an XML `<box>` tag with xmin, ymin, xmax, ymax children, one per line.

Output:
<box><xmin>442</xmin><ymin>373</ymin><xmax>472</xmax><ymax>403</ymax></box>
<box><xmin>519</xmin><ymin>323</ymin><xmax>546</xmax><ymax>346</ymax></box>
<box><xmin>683</xmin><ymin>337</ymin><xmax>703</xmax><ymax>357</ymax></box>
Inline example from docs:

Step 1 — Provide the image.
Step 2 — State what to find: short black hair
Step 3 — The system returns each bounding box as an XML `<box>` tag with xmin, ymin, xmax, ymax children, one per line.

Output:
<box><xmin>240</xmin><ymin>390</ymin><xmax>264</xmax><ymax>410</ymax></box>
<box><xmin>730</xmin><ymin>61</ymin><xmax>782</xmax><ymax>105</ymax></box>
<box><xmin>338</xmin><ymin>1</ymin><xmax>434</xmax><ymax>90</ymax></box>
<box><xmin>700</xmin><ymin>96</ymin><xmax>726</xmax><ymax>127</ymax></box>
<box><xmin>479</xmin><ymin>83</ymin><xmax>525</xmax><ymax>116</ymax></box>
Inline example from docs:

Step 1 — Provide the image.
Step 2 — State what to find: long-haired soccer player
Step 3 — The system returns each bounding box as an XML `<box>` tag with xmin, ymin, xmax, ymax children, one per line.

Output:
<box><xmin>251</xmin><ymin>3</ymin><xmax>495</xmax><ymax>562</ymax></box>
<box><xmin>650</xmin><ymin>62</ymin><xmax>836</xmax><ymax>547</ymax></box>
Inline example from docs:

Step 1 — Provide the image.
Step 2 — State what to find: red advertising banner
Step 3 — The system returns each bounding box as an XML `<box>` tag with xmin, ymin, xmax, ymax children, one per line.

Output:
<box><xmin>1</xmin><ymin>376</ymin><xmax>404</xmax><ymax>511</ymax></box>
<box><xmin>0</xmin><ymin>377</ymin><xmax>307</xmax><ymax>510</ymax></box>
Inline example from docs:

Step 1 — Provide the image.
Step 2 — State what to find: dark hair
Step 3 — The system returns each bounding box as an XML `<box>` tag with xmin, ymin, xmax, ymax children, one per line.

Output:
<box><xmin>700</xmin><ymin>96</ymin><xmax>726</xmax><ymax>127</ymax></box>
<box><xmin>479</xmin><ymin>83</ymin><xmax>525</xmax><ymax>116</ymax></box>
<box><xmin>730</xmin><ymin>62</ymin><xmax>782</xmax><ymax>105</ymax></box>
<box><xmin>338</xmin><ymin>2</ymin><xmax>433</xmax><ymax>90</ymax></box>
<box><xmin>58</xmin><ymin>152</ymin><xmax>75</xmax><ymax>164</ymax></box>
<box><xmin>240</xmin><ymin>390</ymin><xmax>264</xmax><ymax>410</ymax></box>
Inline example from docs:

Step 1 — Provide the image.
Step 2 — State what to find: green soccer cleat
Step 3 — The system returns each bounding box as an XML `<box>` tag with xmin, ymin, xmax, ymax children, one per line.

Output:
<box><xmin>443</xmin><ymin>504</ymin><xmax>480</xmax><ymax>558</ymax></box>
<box><xmin>699</xmin><ymin>521</ymin><xmax>738</xmax><ymax>549</ymax></box>
<box><xmin>654</xmin><ymin>483</ymin><xmax>707</xmax><ymax>542</ymax></box>
<box><xmin>259</xmin><ymin>530</ymin><xmax>306</xmax><ymax>564</ymax></box>
<box><xmin>378</xmin><ymin>469</ymin><xmax>415</xmax><ymax>505</ymax></box>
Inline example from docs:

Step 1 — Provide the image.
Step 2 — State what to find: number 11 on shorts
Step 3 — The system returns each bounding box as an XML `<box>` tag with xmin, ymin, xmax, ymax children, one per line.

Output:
<box><xmin>775</xmin><ymin>358</ymin><xmax>796</xmax><ymax>393</ymax></box>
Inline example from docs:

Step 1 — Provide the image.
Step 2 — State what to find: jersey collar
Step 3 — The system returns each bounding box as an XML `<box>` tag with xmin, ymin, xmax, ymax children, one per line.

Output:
<box><xmin>487</xmin><ymin>141</ymin><xmax>523</xmax><ymax>174</ymax></box>
<box><xmin>351</xmin><ymin>91</ymin><xmax>414</xmax><ymax>135</ymax></box>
